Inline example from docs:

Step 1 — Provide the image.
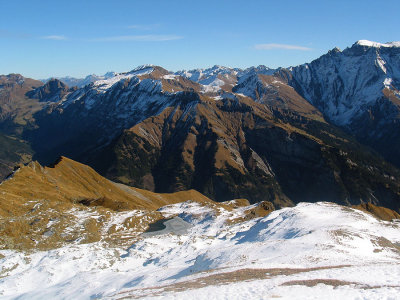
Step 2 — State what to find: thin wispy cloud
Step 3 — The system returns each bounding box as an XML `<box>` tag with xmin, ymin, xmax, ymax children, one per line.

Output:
<box><xmin>89</xmin><ymin>35</ymin><xmax>183</xmax><ymax>42</ymax></box>
<box><xmin>254</xmin><ymin>43</ymin><xmax>312</xmax><ymax>51</ymax></box>
<box><xmin>41</xmin><ymin>35</ymin><xmax>67</xmax><ymax>40</ymax></box>
<box><xmin>126</xmin><ymin>24</ymin><xmax>160</xmax><ymax>30</ymax></box>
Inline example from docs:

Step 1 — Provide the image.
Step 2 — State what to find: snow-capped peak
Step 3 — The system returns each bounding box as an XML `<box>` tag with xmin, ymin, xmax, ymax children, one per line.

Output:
<box><xmin>355</xmin><ymin>40</ymin><xmax>400</xmax><ymax>48</ymax></box>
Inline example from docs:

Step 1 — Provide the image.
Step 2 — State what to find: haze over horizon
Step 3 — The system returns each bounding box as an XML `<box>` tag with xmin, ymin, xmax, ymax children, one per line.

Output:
<box><xmin>1</xmin><ymin>0</ymin><xmax>399</xmax><ymax>78</ymax></box>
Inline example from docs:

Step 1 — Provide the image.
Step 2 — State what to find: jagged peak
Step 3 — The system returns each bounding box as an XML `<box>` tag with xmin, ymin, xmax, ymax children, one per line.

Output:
<box><xmin>328</xmin><ymin>46</ymin><xmax>341</xmax><ymax>53</ymax></box>
<box><xmin>245</xmin><ymin>65</ymin><xmax>273</xmax><ymax>71</ymax></box>
<box><xmin>92</xmin><ymin>66</ymin><xmax>155</xmax><ymax>92</ymax></box>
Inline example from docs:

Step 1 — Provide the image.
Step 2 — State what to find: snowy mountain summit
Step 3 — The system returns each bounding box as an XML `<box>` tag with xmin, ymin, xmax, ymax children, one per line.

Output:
<box><xmin>356</xmin><ymin>39</ymin><xmax>400</xmax><ymax>48</ymax></box>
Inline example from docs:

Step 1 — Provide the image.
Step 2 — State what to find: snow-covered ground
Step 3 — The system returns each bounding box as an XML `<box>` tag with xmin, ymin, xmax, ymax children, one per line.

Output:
<box><xmin>1</xmin><ymin>201</ymin><xmax>399</xmax><ymax>299</ymax></box>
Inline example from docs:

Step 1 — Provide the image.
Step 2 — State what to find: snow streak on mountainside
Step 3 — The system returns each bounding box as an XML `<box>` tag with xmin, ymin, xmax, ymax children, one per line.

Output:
<box><xmin>1</xmin><ymin>202</ymin><xmax>399</xmax><ymax>299</ymax></box>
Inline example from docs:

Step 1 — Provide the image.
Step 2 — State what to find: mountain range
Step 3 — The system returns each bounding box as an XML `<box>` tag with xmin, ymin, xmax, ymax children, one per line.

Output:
<box><xmin>1</xmin><ymin>40</ymin><xmax>400</xmax><ymax>299</ymax></box>
<box><xmin>1</xmin><ymin>40</ymin><xmax>400</xmax><ymax>212</ymax></box>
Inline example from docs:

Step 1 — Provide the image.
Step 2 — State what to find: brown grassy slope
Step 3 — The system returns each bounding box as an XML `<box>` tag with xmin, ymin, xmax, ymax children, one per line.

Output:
<box><xmin>0</xmin><ymin>156</ymin><xmax>214</xmax><ymax>217</ymax></box>
<box><xmin>0</xmin><ymin>156</ymin><xmax>220</xmax><ymax>250</ymax></box>
<box><xmin>352</xmin><ymin>203</ymin><xmax>400</xmax><ymax>221</ymax></box>
<box><xmin>0</xmin><ymin>156</ymin><xmax>275</xmax><ymax>251</ymax></box>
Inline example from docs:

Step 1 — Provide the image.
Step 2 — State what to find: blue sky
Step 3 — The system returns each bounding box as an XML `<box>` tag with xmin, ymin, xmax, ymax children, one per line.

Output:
<box><xmin>1</xmin><ymin>0</ymin><xmax>399</xmax><ymax>78</ymax></box>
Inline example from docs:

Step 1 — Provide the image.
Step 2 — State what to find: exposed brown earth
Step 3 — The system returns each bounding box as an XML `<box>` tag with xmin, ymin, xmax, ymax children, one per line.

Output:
<box><xmin>115</xmin><ymin>265</ymin><xmax>353</xmax><ymax>299</ymax></box>
<box><xmin>352</xmin><ymin>203</ymin><xmax>400</xmax><ymax>221</ymax></box>
<box><xmin>0</xmin><ymin>156</ymin><xmax>214</xmax><ymax>215</ymax></box>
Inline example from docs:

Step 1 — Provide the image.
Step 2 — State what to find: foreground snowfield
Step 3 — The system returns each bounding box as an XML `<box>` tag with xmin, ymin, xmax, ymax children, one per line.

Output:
<box><xmin>1</xmin><ymin>201</ymin><xmax>400</xmax><ymax>299</ymax></box>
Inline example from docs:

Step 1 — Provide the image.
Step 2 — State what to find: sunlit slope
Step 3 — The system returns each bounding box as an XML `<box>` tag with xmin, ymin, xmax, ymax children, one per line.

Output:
<box><xmin>0</xmin><ymin>156</ymin><xmax>218</xmax><ymax>250</ymax></box>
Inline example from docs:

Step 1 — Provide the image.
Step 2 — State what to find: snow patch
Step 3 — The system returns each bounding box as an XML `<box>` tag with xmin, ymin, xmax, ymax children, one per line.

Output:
<box><xmin>384</xmin><ymin>77</ymin><xmax>393</xmax><ymax>88</ymax></box>
<box><xmin>376</xmin><ymin>55</ymin><xmax>387</xmax><ymax>73</ymax></box>
<box><xmin>356</xmin><ymin>40</ymin><xmax>400</xmax><ymax>48</ymax></box>
<box><xmin>201</xmin><ymin>78</ymin><xmax>225</xmax><ymax>93</ymax></box>
<box><xmin>162</xmin><ymin>74</ymin><xmax>178</xmax><ymax>80</ymax></box>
